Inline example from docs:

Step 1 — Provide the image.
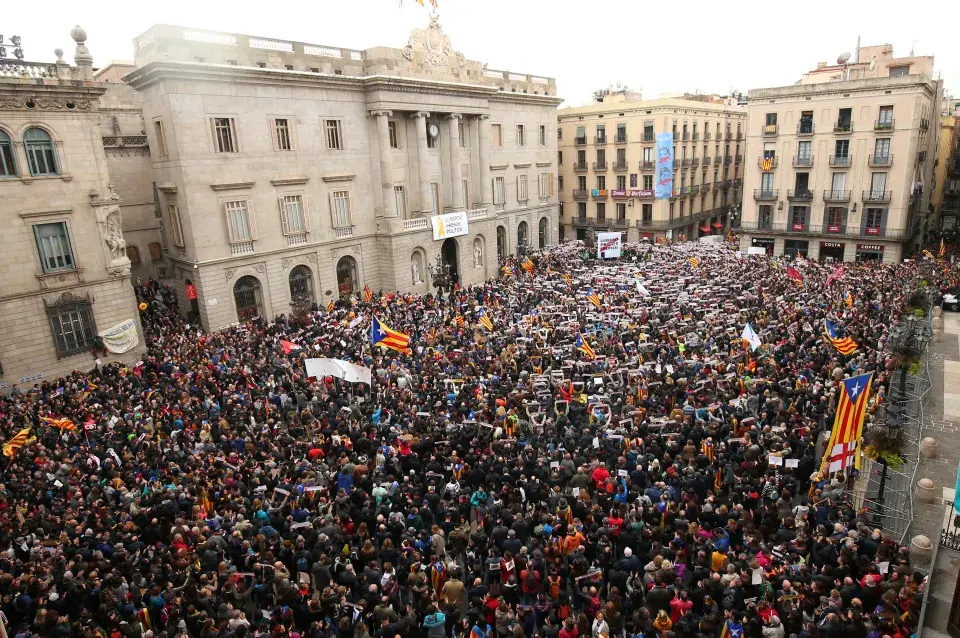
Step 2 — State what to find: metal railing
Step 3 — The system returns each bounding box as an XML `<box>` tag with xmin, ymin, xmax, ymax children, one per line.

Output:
<box><xmin>593</xmin><ymin>161</ymin><xmax>607</xmax><ymax>171</ymax></box>
<box><xmin>863</xmin><ymin>190</ymin><xmax>892</xmax><ymax>203</ymax></box>
<box><xmin>787</xmin><ymin>189</ymin><xmax>814</xmax><ymax>201</ymax></box>
<box><xmin>793</xmin><ymin>155</ymin><xmax>814</xmax><ymax>167</ymax></box>
<box><xmin>642</xmin><ymin>132</ymin><xmax>654</xmax><ymax>142</ymax></box>
<box><xmin>763</xmin><ymin>124</ymin><xmax>779</xmax><ymax>136</ymax></box>
<box><xmin>738</xmin><ymin>220</ymin><xmax>912</xmax><ymax>240</ymax></box>
<box><xmin>830</xmin><ymin>155</ymin><xmax>852</xmax><ymax>167</ymax></box>
<box><xmin>692</xmin><ymin>132</ymin><xmax>700</xmax><ymax>141</ymax></box>
<box><xmin>869</xmin><ymin>154</ymin><xmax>893</xmax><ymax>167</ymax></box>
<box><xmin>615</xmin><ymin>133</ymin><xmax>628</xmax><ymax>144</ymax></box>
<box><xmin>753</xmin><ymin>189</ymin><xmax>778</xmax><ymax>201</ymax></box>
<box><xmin>834</xmin><ymin>120</ymin><xmax>854</xmax><ymax>133</ymax></box>
<box><xmin>704</xmin><ymin>132</ymin><xmax>712</xmax><ymax>141</ymax></box>
<box><xmin>823</xmin><ymin>189</ymin><xmax>851</xmax><ymax>203</ymax></box>
<box><xmin>797</xmin><ymin>122</ymin><xmax>815</xmax><ymax>135</ymax></box>
<box><xmin>573</xmin><ymin>162</ymin><xmax>588</xmax><ymax>171</ymax></box>
<box><xmin>640</xmin><ymin>161</ymin><xmax>654</xmax><ymax>171</ymax></box>
<box><xmin>874</xmin><ymin>118</ymin><xmax>895</xmax><ymax>132</ymax></box>
<box><xmin>572</xmin><ymin>189</ymin><xmax>589</xmax><ymax>200</ymax></box>
<box><xmin>594</xmin><ymin>136</ymin><xmax>607</xmax><ymax>145</ymax></box>
<box><xmin>575</xmin><ymin>137</ymin><xmax>587</xmax><ymax>146</ymax></box>
<box><xmin>702</xmin><ymin>156</ymin><xmax>712</xmax><ymax>166</ymax></box>
<box><xmin>613</xmin><ymin>161</ymin><xmax>629</xmax><ymax>171</ymax></box>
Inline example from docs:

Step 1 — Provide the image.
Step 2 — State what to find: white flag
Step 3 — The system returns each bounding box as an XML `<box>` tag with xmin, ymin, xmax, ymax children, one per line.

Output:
<box><xmin>741</xmin><ymin>323</ymin><xmax>762</xmax><ymax>352</ymax></box>
<box><xmin>635</xmin><ymin>280</ymin><xmax>650</xmax><ymax>297</ymax></box>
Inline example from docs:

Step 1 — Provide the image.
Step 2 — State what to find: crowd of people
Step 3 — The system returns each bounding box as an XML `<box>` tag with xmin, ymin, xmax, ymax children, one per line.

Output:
<box><xmin>0</xmin><ymin>239</ymin><xmax>954</xmax><ymax>638</ymax></box>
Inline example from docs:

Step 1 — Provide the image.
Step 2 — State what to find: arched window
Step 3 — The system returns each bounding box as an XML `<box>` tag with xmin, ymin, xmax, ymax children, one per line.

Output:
<box><xmin>289</xmin><ymin>265</ymin><xmax>315</xmax><ymax>305</ymax></box>
<box><xmin>126</xmin><ymin>245</ymin><xmax>141</xmax><ymax>264</ymax></box>
<box><xmin>23</xmin><ymin>127</ymin><xmax>58</xmax><ymax>176</ymax></box>
<box><xmin>496</xmin><ymin>226</ymin><xmax>507</xmax><ymax>262</ymax></box>
<box><xmin>538</xmin><ymin>217</ymin><xmax>548</xmax><ymax>249</ymax></box>
<box><xmin>517</xmin><ymin>221</ymin><xmax>528</xmax><ymax>253</ymax></box>
<box><xmin>233</xmin><ymin>276</ymin><xmax>263</xmax><ymax>321</ymax></box>
<box><xmin>336</xmin><ymin>256</ymin><xmax>358</xmax><ymax>298</ymax></box>
<box><xmin>0</xmin><ymin>129</ymin><xmax>17</xmax><ymax>177</ymax></box>
<box><xmin>148</xmin><ymin>242</ymin><xmax>163</xmax><ymax>261</ymax></box>
<box><xmin>411</xmin><ymin>251</ymin><xmax>425</xmax><ymax>284</ymax></box>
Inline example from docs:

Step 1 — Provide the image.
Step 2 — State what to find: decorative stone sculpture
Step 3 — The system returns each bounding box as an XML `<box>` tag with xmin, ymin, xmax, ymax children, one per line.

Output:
<box><xmin>103</xmin><ymin>209</ymin><xmax>126</xmax><ymax>261</ymax></box>
<box><xmin>474</xmin><ymin>241</ymin><xmax>483</xmax><ymax>268</ymax></box>
<box><xmin>411</xmin><ymin>260</ymin><xmax>421</xmax><ymax>284</ymax></box>
<box><xmin>402</xmin><ymin>15</ymin><xmax>466</xmax><ymax>68</ymax></box>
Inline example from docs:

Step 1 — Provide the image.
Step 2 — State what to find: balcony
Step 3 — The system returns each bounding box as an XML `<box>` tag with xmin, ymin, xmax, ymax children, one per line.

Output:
<box><xmin>735</xmin><ymin>155</ymin><xmax>743</xmax><ymax>164</ymax></box>
<box><xmin>681</xmin><ymin>158</ymin><xmax>692</xmax><ymax>167</ymax></box>
<box><xmin>673</xmin><ymin>160</ymin><xmax>682</xmax><ymax>170</ymax></box>
<box><xmin>642</xmin><ymin>132</ymin><xmax>654</xmax><ymax>142</ymax></box>
<box><xmin>874</xmin><ymin>118</ymin><xmax>895</xmax><ymax>132</ymax></box>
<box><xmin>920</xmin><ymin>118</ymin><xmax>930</xmax><ymax>132</ymax></box>
<box><xmin>793</xmin><ymin>155</ymin><xmax>814</xmax><ymax>167</ymax></box>
<box><xmin>571</xmin><ymin>215</ymin><xmax>591</xmax><ymax>226</ymax></box>
<box><xmin>740</xmin><ymin>220</ymin><xmax>911</xmax><ymax>239</ymax></box>
<box><xmin>758</xmin><ymin>156</ymin><xmax>779</xmax><ymax>169</ymax></box>
<box><xmin>615</xmin><ymin>133</ymin><xmax>628</xmax><ymax>144</ymax></box>
<box><xmin>833</xmin><ymin>120</ymin><xmax>854</xmax><ymax>134</ymax></box>
<box><xmin>753</xmin><ymin>189</ymin><xmax>778</xmax><ymax>201</ymax></box>
<box><xmin>573</xmin><ymin>161</ymin><xmax>588</xmax><ymax>171</ymax></box>
<box><xmin>612</xmin><ymin>160</ymin><xmax>628</xmax><ymax>172</ymax></box>
<box><xmin>593</xmin><ymin>161</ymin><xmax>607</xmax><ymax>171</ymax></box>
<box><xmin>576</xmin><ymin>137</ymin><xmax>588</xmax><ymax>146</ymax></box>
<box><xmin>724</xmin><ymin>156</ymin><xmax>733</xmax><ymax>165</ymax></box>
<box><xmin>592</xmin><ymin>189</ymin><xmax>609</xmax><ymax>200</ymax></box>
<box><xmin>868</xmin><ymin>153</ymin><xmax>893</xmax><ymax>167</ymax></box>
<box><xmin>823</xmin><ymin>189</ymin><xmax>851</xmax><ymax>203</ymax></box>
<box><xmin>682</xmin><ymin>132</ymin><xmax>690</xmax><ymax>141</ymax></box>
<box><xmin>230</xmin><ymin>241</ymin><xmax>255</xmax><ymax>256</ymax></box>
<box><xmin>704</xmin><ymin>132</ymin><xmax>712</xmax><ymax>141</ymax></box>
<box><xmin>594</xmin><ymin>135</ymin><xmax>608</xmax><ymax>145</ymax></box>
<box><xmin>702</xmin><ymin>156</ymin><xmax>712</xmax><ymax>166</ymax></box>
<box><xmin>829</xmin><ymin>155</ymin><xmax>852</xmax><ymax>167</ymax></box>
<box><xmin>610</xmin><ymin>218</ymin><xmax>629</xmax><ymax>230</ymax></box>
<box><xmin>286</xmin><ymin>232</ymin><xmax>309</xmax><ymax>246</ymax></box>
<box><xmin>572</xmin><ymin>189</ymin><xmax>589</xmax><ymax>200</ymax></box>
<box><xmin>640</xmin><ymin>160</ymin><xmax>654</xmax><ymax>171</ymax></box>
<box><xmin>714</xmin><ymin>156</ymin><xmax>722</xmax><ymax>165</ymax></box>
<box><xmin>691</xmin><ymin>158</ymin><xmax>700</xmax><ymax>167</ymax></box>
<box><xmin>797</xmin><ymin>121</ymin><xmax>815</xmax><ymax>136</ymax></box>
<box><xmin>823</xmin><ymin>219</ymin><xmax>846</xmax><ymax>234</ymax></box>
<box><xmin>736</xmin><ymin>132</ymin><xmax>744</xmax><ymax>141</ymax></box>
<box><xmin>862</xmin><ymin>190</ymin><xmax>891</xmax><ymax>204</ymax></box>
<box><xmin>763</xmin><ymin>124</ymin><xmax>779</xmax><ymax>136</ymax></box>
<box><xmin>787</xmin><ymin>189</ymin><xmax>814</xmax><ymax>202</ymax></box>
<box><xmin>714</xmin><ymin>182</ymin><xmax>724</xmax><ymax>192</ymax></box>
<box><xmin>333</xmin><ymin>227</ymin><xmax>354</xmax><ymax>239</ymax></box>
<box><xmin>692</xmin><ymin>132</ymin><xmax>700</xmax><ymax>142</ymax></box>
<box><xmin>690</xmin><ymin>185</ymin><xmax>700</xmax><ymax>196</ymax></box>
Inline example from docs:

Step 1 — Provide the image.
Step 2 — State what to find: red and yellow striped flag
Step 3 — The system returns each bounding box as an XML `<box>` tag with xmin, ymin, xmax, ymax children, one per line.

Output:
<box><xmin>2</xmin><ymin>428</ymin><xmax>32</xmax><ymax>457</ymax></box>
<box><xmin>40</xmin><ymin>416</ymin><xmax>76</xmax><ymax>431</ymax></box>
<box><xmin>477</xmin><ymin>310</ymin><xmax>494</xmax><ymax>331</ymax></box>
<box><xmin>363</xmin><ymin>285</ymin><xmax>373</xmax><ymax>303</ymax></box>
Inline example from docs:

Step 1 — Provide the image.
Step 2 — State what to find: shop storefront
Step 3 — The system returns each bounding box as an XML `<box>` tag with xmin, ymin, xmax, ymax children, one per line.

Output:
<box><xmin>819</xmin><ymin>241</ymin><xmax>845</xmax><ymax>262</ymax></box>
<box><xmin>751</xmin><ymin>237</ymin><xmax>775</xmax><ymax>255</ymax></box>
<box><xmin>855</xmin><ymin>243</ymin><xmax>884</xmax><ymax>262</ymax></box>
<box><xmin>783</xmin><ymin>239</ymin><xmax>809</xmax><ymax>259</ymax></box>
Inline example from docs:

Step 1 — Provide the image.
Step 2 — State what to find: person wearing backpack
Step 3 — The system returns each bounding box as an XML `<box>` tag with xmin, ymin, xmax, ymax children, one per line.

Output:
<box><xmin>547</xmin><ymin>569</ymin><xmax>563</xmax><ymax>601</ymax></box>
<box><xmin>521</xmin><ymin>565</ymin><xmax>541</xmax><ymax>605</ymax></box>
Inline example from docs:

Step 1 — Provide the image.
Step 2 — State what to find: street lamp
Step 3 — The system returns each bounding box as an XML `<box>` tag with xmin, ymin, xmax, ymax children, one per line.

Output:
<box><xmin>428</xmin><ymin>253</ymin><xmax>453</xmax><ymax>291</ymax></box>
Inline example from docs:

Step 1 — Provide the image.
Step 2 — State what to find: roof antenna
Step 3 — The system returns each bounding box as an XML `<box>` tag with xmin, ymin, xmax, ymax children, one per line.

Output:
<box><xmin>855</xmin><ymin>36</ymin><xmax>860</xmax><ymax>63</ymax></box>
<box><xmin>910</xmin><ymin>40</ymin><xmax>916</xmax><ymax>56</ymax></box>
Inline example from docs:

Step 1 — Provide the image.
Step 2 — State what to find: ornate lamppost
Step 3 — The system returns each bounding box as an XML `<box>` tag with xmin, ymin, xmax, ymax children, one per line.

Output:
<box><xmin>428</xmin><ymin>253</ymin><xmax>453</xmax><ymax>291</ymax></box>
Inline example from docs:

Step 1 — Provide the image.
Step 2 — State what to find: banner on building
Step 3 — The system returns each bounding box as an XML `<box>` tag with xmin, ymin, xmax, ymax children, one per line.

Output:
<box><xmin>431</xmin><ymin>211</ymin><xmax>469</xmax><ymax>241</ymax></box>
<box><xmin>654</xmin><ymin>132</ymin><xmax>674</xmax><ymax>199</ymax></box>
<box><xmin>596</xmin><ymin>231</ymin><xmax>622</xmax><ymax>259</ymax></box>
<box><xmin>304</xmin><ymin>358</ymin><xmax>373</xmax><ymax>385</ymax></box>
<box><xmin>99</xmin><ymin>319</ymin><xmax>140</xmax><ymax>354</ymax></box>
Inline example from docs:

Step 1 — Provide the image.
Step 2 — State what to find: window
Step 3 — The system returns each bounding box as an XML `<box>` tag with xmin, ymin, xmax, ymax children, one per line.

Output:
<box><xmin>47</xmin><ymin>297</ymin><xmax>97</xmax><ymax>358</ymax></box>
<box><xmin>389</xmin><ymin>120</ymin><xmax>400</xmax><ymax>149</ymax></box>
<box><xmin>0</xmin><ymin>129</ymin><xmax>17</xmax><ymax>177</ymax></box>
<box><xmin>168</xmin><ymin>204</ymin><xmax>184</xmax><ymax>247</ymax></box>
<box><xmin>492</xmin><ymin>124</ymin><xmax>502</xmax><ymax>147</ymax></box>
<box><xmin>578</xmin><ymin>202</ymin><xmax>587</xmax><ymax>217</ymax></box>
<box><xmin>617</xmin><ymin>175</ymin><xmax>627</xmax><ymax>190</ymax></box>
<box><xmin>827</xmin><ymin>207</ymin><xmax>843</xmax><ymax>227</ymax></box>
<box><xmin>33</xmin><ymin>222</ymin><xmax>74</xmax><ymax>272</ymax></box>
<box><xmin>596</xmin><ymin>149</ymin><xmax>606</xmax><ymax>165</ymax></box>
<box><xmin>791</xmin><ymin>206</ymin><xmax>807</xmax><ymax>227</ymax></box>
<box><xmin>518</xmin><ymin>174</ymin><xmax>529</xmax><ymax>203</ymax></box>
<box><xmin>223</xmin><ymin>200</ymin><xmax>254</xmax><ymax>243</ymax></box>
<box><xmin>557</xmin><ymin>128</ymin><xmax>563</xmax><ymax>141</ymax></box>
<box><xmin>642</xmin><ymin>204</ymin><xmax>652</xmax><ymax>224</ymax></box>
<box><xmin>126</xmin><ymin>245</ymin><xmax>141</xmax><ymax>264</ymax></box>
<box><xmin>558</xmin><ymin>151</ymin><xmax>563</xmax><ymax>165</ymax></box>
<box><xmin>24</xmin><ymin>128</ymin><xmax>58</xmax><ymax>175</ymax></box>
<box><xmin>279</xmin><ymin>194</ymin><xmax>307</xmax><ymax>235</ymax></box>
<box><xmin>835</xmin><ymin>139</ymin><xmax>850</xmax><ymax>158</ymax></box>
<box><xmin>539</xmin><ymin>125</ymin><xmax>546</xmax><ymax>146</ymax></box>
<box><xmin>289</xmin><ymin>265</ymin><xmax>315</xmax><ymax>304</ymax></box>
<box><xmin>331</xmin><ymin>191</ymin><xmax>352</xmax><ymax>228</ymax></box>
<box><xmin>596</xmin><ymin>202</ymin><xmax>606</xmax><ymax>220</ymax></box>
<box><xmin>837</xmin><ymin>108</ymin><xmax>852</xmax><ymax>130</ymax></box>
<box><xmin>394</xmin><ymin>185</ymin><xmax>406</xmax><ymax>217</ymax></box>
<box><xmin>516</xmin><ymin>124</ymin><xmax>525</xmax><ymax>147</ymax></box>
<box><xmin>830</xmin><ymin>172</ymin><xmax>846</xmax><ymax>196</ymax></box>
<box><xmin>596</xmin><ymin>125</ymin><xmax>606</xmax><ymax>142</ymax></box>
<box><xmin>643</xmin><ymin>147</ymin><xmax>653</xmax><ymax>163</ymax></box>
<box><xmin>643</xmin><ymin>175</ymin><xmax>653</xmax><ymax>190</ymax></box>
<box><xmin>616</xmin><ymin>203</ymin><xmax>626</xmax><ymax>220</ymax></box>
<box><xmin>888</xmin><ymin>66</ymin><xmax>909</xmax><ymax>77</ymax></box>
<box><xmin>597</xmin><ymin>175</ymin><xmax>606</xmax><ymax>190</ymax></box>
<box><xmin>870</xmin><ymin>172</ymin><xmax>887</xmax><ymax>197</ymax></box>
<box><xmin>761</xmin><ymin>173</ymin><xmax>774</xmax><ymax>192</ymax></box>
<box><xmin>759</xmin><ymin>205</ymin><xmax>772</xmax><ymax>228</ymax></box>
<box><xmin>149</xmin><ymin>242</ymin><xmax>163</xmax><ymax>261</ymax></box>
<box><xmin>643</xmin><ymin>122</ymin><xmax>654</xmax><ymax>140</ymax></box>
<box><xmin>577</xmin><ymin>176</ymin><xmax>586</xmax><ymax>190</ymax></box>
<box><xmin>797</xmin><ymin>140</ymin><xmax>812</xmax><ymax>160</ymax></box>
<box><xmin>324</xmin><ymin>119</ymin><xmax>343</xmax><ymax>150</ymax></box>
<box><xmin>539</xmin><ymin>217</ymin><xmax>548</xmax><ymax>248</ymax></box>
<box><xmin>765</xmin><ymin>113</ymin><xmax>777</xmax><ymax>126</ymax></box>
<box><xmin>865</xmin><ymin>208</ymin><xmax>884</xmax><ymax>228</ymax></box>
<box><xmin>153</xmin><ymin>120</ymin><xmax>168</xmax><ymax>156</ymax></box>
<box><xmin>212</xmin><ymin>117</ymin><xmax>237</xmax><ymax>153</ymax></box>
<box><xmin>430</xmin><ymin>183</ymin><xmax>440</xmax><ymax>214</ymax></box>
<box><xmin>538</xmin><ymin>172</ymin><xmax>552</xmax><ymax>199</ymax></box>
<box><xmin>876</xmin><ymin>106</ymin><xmax>894</xmax><ymax>128</ymax></box>
<box><xmin>630</xmin><ymin>174</ymin><xmax>637</xmax><ymax>188</ymax></box>
<box><xmin>874</xmin><ymin>138</ymin><xmax>891</xmax><ymax>160</ymax></box>
<box><xmin>273</xmin><ymin>118</ymin><xmax>293</xmax><ymax>151</ymax></box>
<box><xmin>577</xmin><ymin>150</ymin><xmax>586</xmax><ymax>165</ymax></box>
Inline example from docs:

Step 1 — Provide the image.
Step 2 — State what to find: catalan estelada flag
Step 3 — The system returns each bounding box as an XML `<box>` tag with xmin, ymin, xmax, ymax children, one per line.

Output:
<box><xmin>845</xmin><ymin>291</ymin><xmax>854</xmax><ymax>308</ymax></box>
<box><xmin>820</xmin><ymin>372</ymin><xmax>873</xmax><ymax>474</ymax></box>
<box><xmin>719</xmin><ymin>618</ymin><xmax>743</xmax><ymax>638</ymax></box>
<box><xmin>501</xmin><ymin>264</ymin><xmax>513</xmax><ymax>276</ymax></box>
<box><xmin>563</xmin><ymin>274</ymin><xmax>573</xmax><ymax>288</ymax></box>
<box><xmin>714</xmin><ymin>467</ymin><xmax>722</xmax><ymax>491</ymax></box>
<box><xmin>326</xmin><ymin>299</ymin><xmax>335</xmax><ymax>312</ymax></box>
<box><xmin>363</xmin><ymin>285</ymin><xmax>373</xmax><ymax>303</ymax></box>
<box><xmin>371</xmin><ymin>316</ymin><xmax>411</xmax><ymax>354</ymax></box>
<box><xmin>477</xmin><ymin>309</ymin><xmax>494</xmax><ymax>331</ymax></box>
<box><xmin>2</xmin><ymin>428</ymin><xmax>32</xmax><ymax>457</ymax></box>
<box><xmin>586</xmin><ymin>287</ymin><xmax>603</xmax><ymax>309</ymax></box>
<box><xmin>521</xmin><ymin>257</ymin><xmax>535</xmax><ymax>274</ymax></box>
<box><xmin>688</xmin><ymin>256</ymin><xmax>701</xmax><ymax>268</ymax></box>
<box><xmin>40</xmin><ymin>416</ymin><xmax>77</xmax><ymax>431</ymax></box>
<box><xmin>824</xmin><ymin>319</ymin><xmax>857</xmax><ymax>355</ymax></box>
<box><xmin>940</xmin><ymin>238</ymin><xmax>946</xmax><ymax>258</ymax></box>
<box><xmin>760</xmin><ymin>155</ymin><xmax>774</xmax><ymax>171</ymax></box>
<box><xmin>576</xmin><ymin>332</ymin><xmax>596</xmax><ymax>359</ymax></box>
<box><xmin>701</xmin><ymin>439</ymin><xmax>714</xmax><ymax>463</ymax></box>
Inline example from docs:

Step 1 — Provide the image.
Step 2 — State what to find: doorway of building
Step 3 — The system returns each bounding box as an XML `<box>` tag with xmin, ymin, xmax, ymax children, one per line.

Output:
<box><xmin>233</xmin><ymin>276</ymin><xmax>264</xmax><ymax>322</ymax></box>
<box><xmin>336</xmin><ymin>256</ymin><xmax>358</xmax><ymax>298</ymax></box>
<box><xmin>819</xmin><ymin>242</ymin><xmax>845</xmax><ymax>262</ymax></box>
<box><xmin>441</xmin><ymin>238</ymin><xmax>459</xmax><ymax>287</ymax></box>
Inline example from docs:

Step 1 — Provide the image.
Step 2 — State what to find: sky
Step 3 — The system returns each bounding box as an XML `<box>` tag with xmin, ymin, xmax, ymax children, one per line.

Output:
<box><xmin>5</xmin><ymin>0</ymin><xmax>957</xmax><ymax>107</ymax></box>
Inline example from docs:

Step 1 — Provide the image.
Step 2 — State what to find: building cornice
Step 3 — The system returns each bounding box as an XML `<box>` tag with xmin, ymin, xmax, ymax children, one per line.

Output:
<box><xmin>19</xmin><ymin>208</ymin><xmax>73</xmax><ymax>219</ymax></box>
<box><xmin>748</xmin><ymin>75</ymin><xmax>937</xmax><ymax>101</ymax></box>
<box><xmin>321</xmin><ymin>173</ymin><xmax>356</xmax><ymax>183</ymax></box>
<box><xmin>209</xmin><ymin>181</ymin><xmax>255</xmax><ymax>191</ymax></box>
<box><xmin>270</xmin><ymin>176</ymin><xmax>310</xmax><ymax>186</ymax></box>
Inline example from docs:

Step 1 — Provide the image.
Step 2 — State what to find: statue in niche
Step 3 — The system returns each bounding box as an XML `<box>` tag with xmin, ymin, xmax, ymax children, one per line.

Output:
<box><xmin>411</xmin><ymin>259</ymin><xmax>421</xmax><ymax>284</ymax></box>
<box><xmin>103</xmin><ymin>210</ymin><xmax>126</xmax><ymax>261</ymax></box>
<box><xmin>474</xmin><ymin>241</ymin><xmax>483</xmax><ymax>268</ymax></box>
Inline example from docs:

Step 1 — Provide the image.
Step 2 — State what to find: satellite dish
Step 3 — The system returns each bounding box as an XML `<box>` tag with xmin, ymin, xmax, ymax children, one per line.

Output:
<box><xmin>837</xmin><ymin>52</ymin><xmax>851</xmax><ymax>65</ymax></box>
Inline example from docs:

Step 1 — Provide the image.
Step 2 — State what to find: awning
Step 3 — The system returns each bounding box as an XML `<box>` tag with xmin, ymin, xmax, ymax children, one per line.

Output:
<box><xmin>711</xmin><ymin>222</ymin><xmax>724</xmax><ymax>228</ymax></box>
<box><xmin>699</xmin><ymin>224</ymin><xmax>711</xmax><ymax>232</ymax></box>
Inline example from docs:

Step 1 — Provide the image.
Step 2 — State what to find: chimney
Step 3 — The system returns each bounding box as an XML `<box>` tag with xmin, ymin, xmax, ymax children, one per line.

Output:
<box><xmin>816</xmin><ymin>62</ymin><xmax>827</xmax><ymax>70</ymax></box>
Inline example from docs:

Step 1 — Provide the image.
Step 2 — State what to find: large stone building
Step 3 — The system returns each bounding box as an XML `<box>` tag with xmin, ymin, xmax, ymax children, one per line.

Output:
<box><xmin>931</xmin><ymin>114</ymin><xmax>959</xmax><ymax>231</ymax></box>
<box><xmin>0</xmin><ymin>28</ymin><xmax>143</xmax><ymax>389</ymax></box>
<box><xmin>740</xmin><ymin>45</ymin><xmax>942</xmax><ymax>262</ymax></box>
<box><xmin>557</xmin><ymin>93</ymin><xmax>746</xmax><ymax>244</ymax></box>
<box><xmin>124</xmin><ymin>19</ymin><xmax>562</xmax><ymax>330</ymax></box>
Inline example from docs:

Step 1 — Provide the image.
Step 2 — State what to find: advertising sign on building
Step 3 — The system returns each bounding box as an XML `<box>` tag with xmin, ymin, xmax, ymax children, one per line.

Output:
<box><xmin>596</xmin><ymin>231</ymin><xmax>623</xmax><ymax>259</ymax></box>
<box><xmin>611</xmin><ymin>189</ymin><xmax>654</xmax><ymax>198</ymax></box>
<box><xmin>654</xmin><ymin>133</ymin><xmax>674</xmax><ymax>199</ymax></box>
<box><xmin>431</xmin><ymin>211</ymin><xmax>469</xmax><ymax>241</ymax></box>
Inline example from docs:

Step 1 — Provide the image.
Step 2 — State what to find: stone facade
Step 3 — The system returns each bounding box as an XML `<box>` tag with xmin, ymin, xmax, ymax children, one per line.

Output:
<box><xmin>125</xmin><ymin>19</ymin><xmax>561</xmax><ymax>331</ymax></box>
<box><xmin>0</xmin><ymin>28</ymin><xmax>143</xmax><ymax>390</ymax></box>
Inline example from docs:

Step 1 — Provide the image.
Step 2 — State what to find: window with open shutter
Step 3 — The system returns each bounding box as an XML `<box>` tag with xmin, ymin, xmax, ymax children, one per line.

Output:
<box><xmin>279</xmin><ymin>195</ymin><xmax>307</xmax><ymax>235</ymax></box>
<box><xmin>330</xmin><ymin>191</ymin><xmax>352</xmax><ymax>228</ymax></box>
<box><xmin>223</xmin><ymin>201</ymin><xmax>254</xmax><ymax>242</ymax></box>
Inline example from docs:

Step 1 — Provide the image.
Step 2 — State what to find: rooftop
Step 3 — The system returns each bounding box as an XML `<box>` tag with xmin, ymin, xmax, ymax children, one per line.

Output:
<box><xmin>558</xmin><ymin>96</ymin><xmax>745</xmax><ymax>118</ymax></box>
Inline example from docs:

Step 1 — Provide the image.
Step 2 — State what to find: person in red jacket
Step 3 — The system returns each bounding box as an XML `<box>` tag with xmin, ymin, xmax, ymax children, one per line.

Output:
<box><xmin>558</xmin><ymin>617</ymin><xmax>579</xmax><ymax>638</ymax></box>
<box><xmin>591</xmin><ymin>462</ymin><xmax>611</xmax><ymax>489</ymax></box>
<box><xmin>520</xmin><ymin>566</ymin><xmax>541</xmax><ymax>605</ymax></box>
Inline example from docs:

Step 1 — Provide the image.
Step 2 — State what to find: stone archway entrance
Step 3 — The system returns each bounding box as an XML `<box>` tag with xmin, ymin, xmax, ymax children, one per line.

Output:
<box><xmin>442</xmin><ymin>238</ymin><xmax>459</xmax><ymax>286</ymax></box>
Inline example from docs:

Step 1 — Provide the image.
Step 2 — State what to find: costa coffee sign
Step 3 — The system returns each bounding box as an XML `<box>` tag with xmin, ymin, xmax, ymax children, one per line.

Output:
<box><xmin>821</xmin><ymin>242</ymin><xmax>843</xmax><ymax>248</ymax></box>
<box><xmin>857</xmin><ymin>244</ymin><xmax>884</xmax><ymax>251</ymax></box>
<box><xmin>611</xmin><ymin>189</ymin><xmax>653</xmax><ymax>198</ymax></box>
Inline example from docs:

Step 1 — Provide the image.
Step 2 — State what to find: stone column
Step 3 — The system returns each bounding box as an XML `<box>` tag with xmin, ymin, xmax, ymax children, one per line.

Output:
<box><xmin>371</xmin><ymin>110</ymin><xmax>396</xmax><ymax>218</ymax></box>
<box><xmin>477</xmin><ymin>115</ymin><xmax>491</xmax><ymax>206</ymax></box>
<box><xmin>470</xmin><ymin>117</ymin><xmax>481</xmax><ymax>207</ymax></box>
<box><xmin>412</xmin><ymin>112</ymin><xmax>432</xmax><ymax>214</ymax></box>
<box><xmin>446</xmin><ymin>114</ymin><xmax>464</xmax><ymax>211</ymax></box>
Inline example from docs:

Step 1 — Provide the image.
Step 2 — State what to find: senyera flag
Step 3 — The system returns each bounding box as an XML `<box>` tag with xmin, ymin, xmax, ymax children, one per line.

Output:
<box><xmin>280</xmin><ymin>340</ymin><xmax>301</xmax><ymax>354</ymax></box>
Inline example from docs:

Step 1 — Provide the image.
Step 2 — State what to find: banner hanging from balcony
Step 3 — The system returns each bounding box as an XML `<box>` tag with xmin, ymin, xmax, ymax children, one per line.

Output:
<box><xmin>655</xmin><ymin>132</ymin><xmax>674</xmax><ymax>199</ymax></box>
<box><xmin>98</xmin><ymin>318</ymin><xmax>140</xmax><ymax>354</ymax></box>
<box><xmin>596</xmin><ymin>232</ymin><xmax>622</xmax><ymax>259</ymax></box>
<box><xmin>431</xmin><ymin>211</ymin><xmax>469</xmax><ymax>241</ymax></box>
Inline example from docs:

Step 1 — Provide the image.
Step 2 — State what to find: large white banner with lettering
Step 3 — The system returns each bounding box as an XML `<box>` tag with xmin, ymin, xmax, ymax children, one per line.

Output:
<box><xmin>596</xmin><ymin>232</ymin><xmax>623</xmax><ymax>259</ymax></box>
<box><xmin>304</xmin><ymin>358</ymin><xmax>372</xmax><ymax>385</ymax></box>
<box><xmin>99</xmin><ymin>319</ymin><xmax>140</xmax><ymax>354</ymax></box>
<box><xmin>431</xmin><ymin>211</ymin><xmax>469</xmax><ymax>241</ymax></box>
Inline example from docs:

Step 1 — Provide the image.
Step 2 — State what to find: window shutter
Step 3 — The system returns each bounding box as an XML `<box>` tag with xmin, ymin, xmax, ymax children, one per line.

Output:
<box><xmin>301</xmin><ymin>197</ymin><xmax>310</xmax><ymax>232</ymax></box>
<box><xmin>550</xmin><ymin>173</ymin><xmax>555</xmax><ymax>196</ymax></box>
<box><xmin>210</xmin><ymin>118</ymin><xmax>217</xmax><ymax>152</ymax></box>
<box><xmin>246</xmin><ymin>201</ymin><xmax>258</xmax><ymax>240</ymax></box>
<box><xmin>492</xmin><ymin>178</ymin><xmax>496</xmax><ymax>204</ymax></box>
<box><xmin>278</xmin><ymin>197</ymin><xmax>289</xmax><ymax>235</ymax></box>
<box><xmin>270</xmin><ymin>120</ymin><xmax>279</xmax><ymax>151</ymax></box>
